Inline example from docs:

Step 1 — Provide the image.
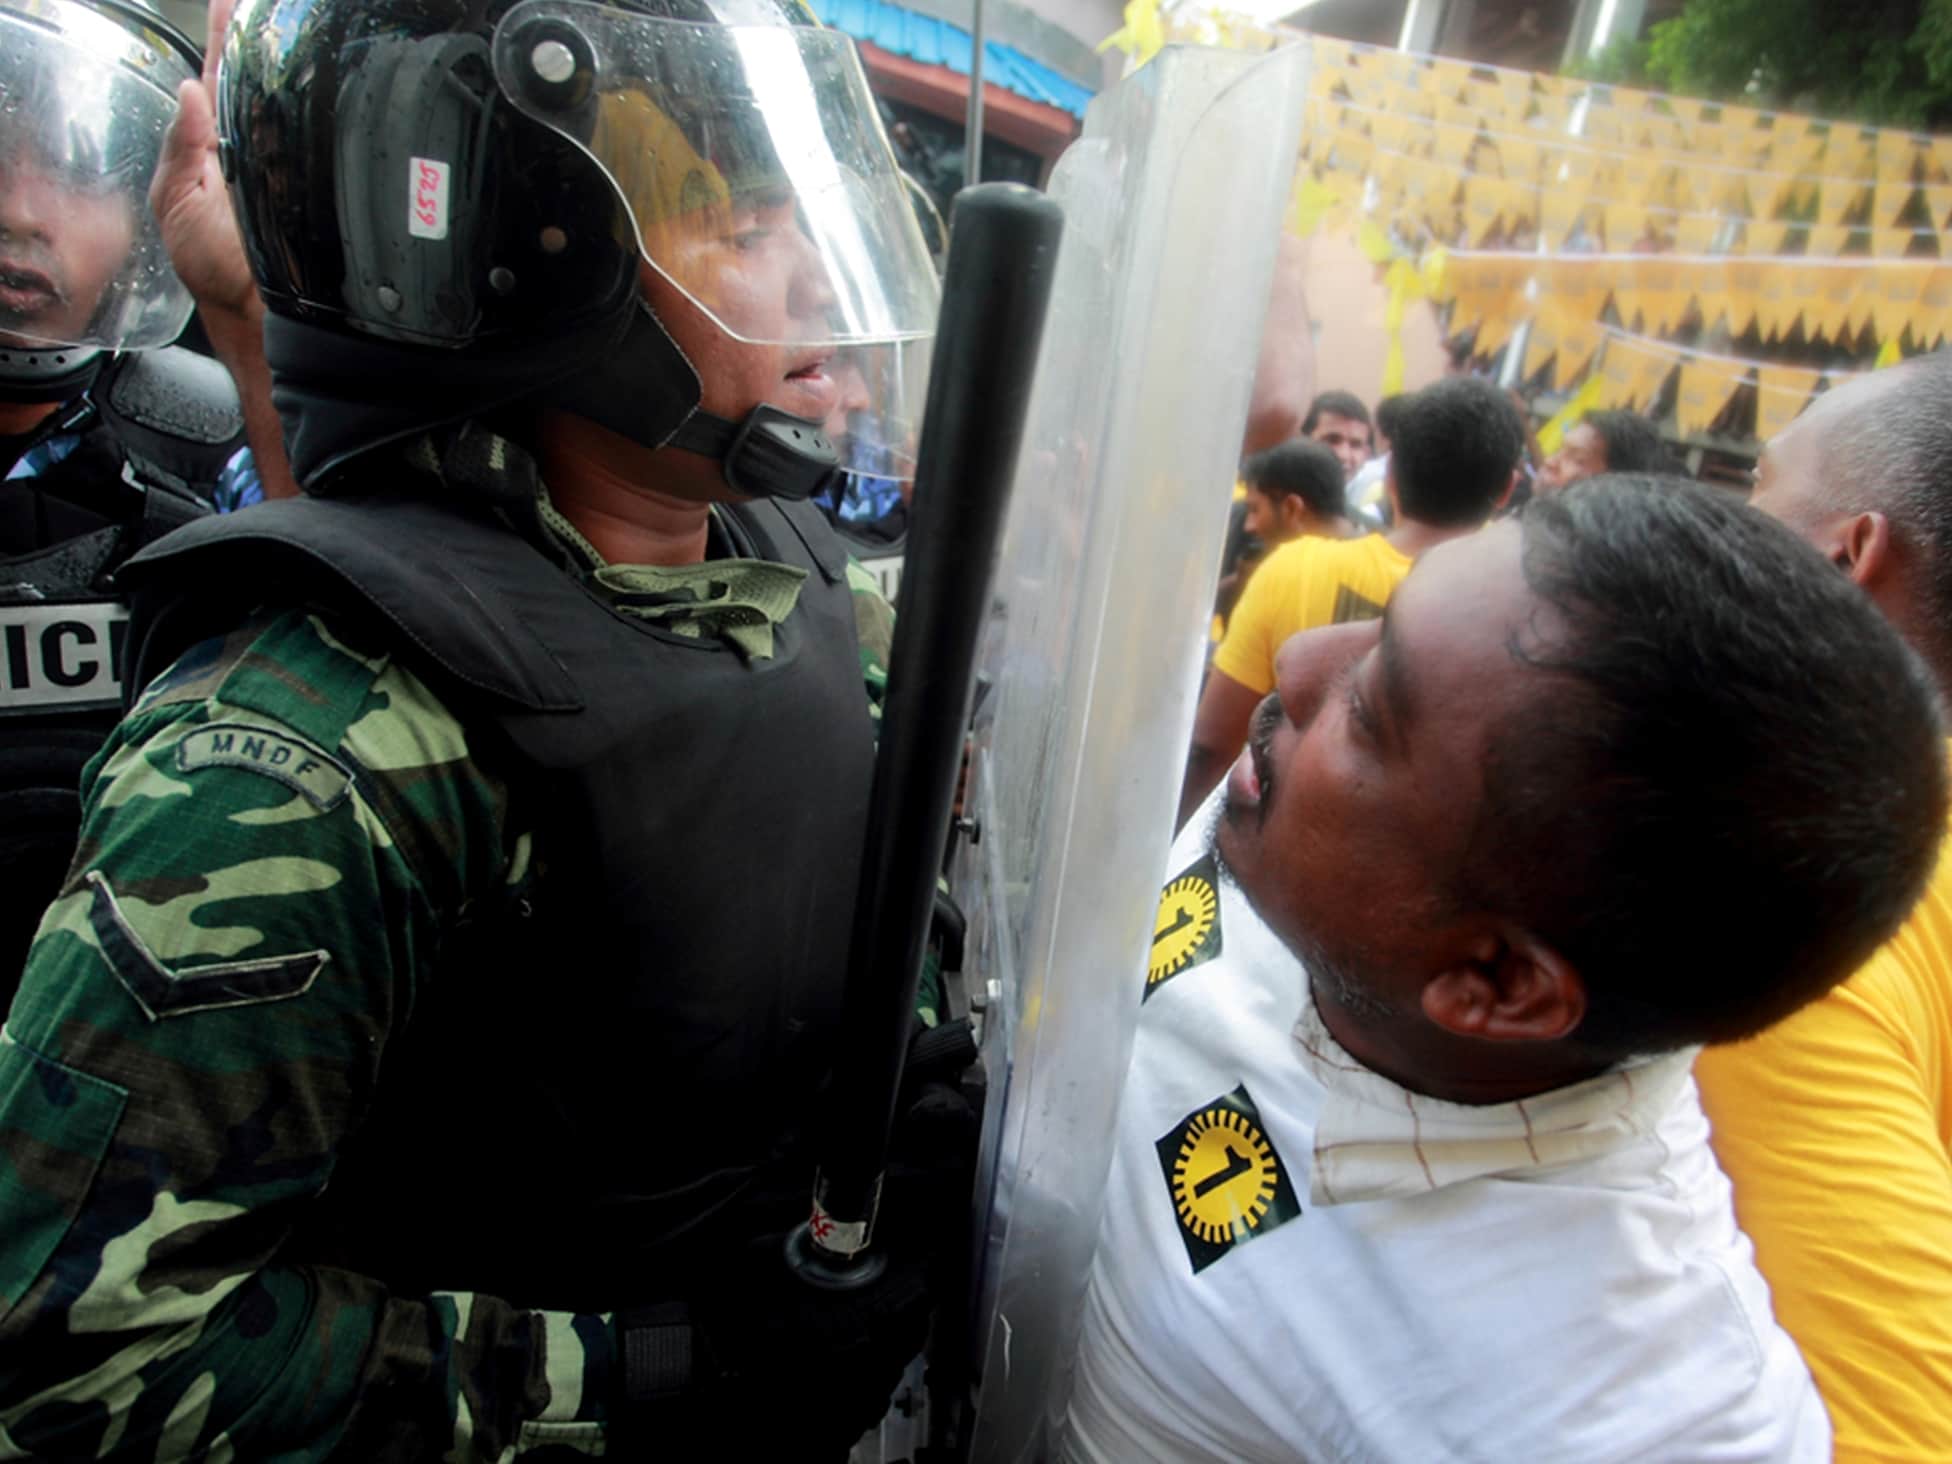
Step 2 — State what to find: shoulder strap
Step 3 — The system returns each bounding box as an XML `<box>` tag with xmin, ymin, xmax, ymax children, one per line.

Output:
<box><xmin>120</xmin><ymin>495</ymin><xmax>584</xmax><ymax>714</ymax></box>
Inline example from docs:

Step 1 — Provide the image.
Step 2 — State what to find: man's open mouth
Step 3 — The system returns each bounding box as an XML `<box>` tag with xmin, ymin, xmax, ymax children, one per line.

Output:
<box><xmin>0</xmin><ymin>260</ymin><xmax>62</xmax><ymax>318</ymax></box>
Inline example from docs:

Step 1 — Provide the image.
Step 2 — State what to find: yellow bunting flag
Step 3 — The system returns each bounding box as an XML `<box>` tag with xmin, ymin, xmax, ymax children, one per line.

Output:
<box><xmin>1522</xmin><ymin>314</ymin><xmax>1560</xmax><ymax>382</ymax></box>
<box><xmin>1871</xmin><ymin>264</ymin><xmax>1927</xmax><ymax>345</ymax></box>
<box><xmin>1639</xmin><ymin>260</ymin><xmax>1687</xmax><ymax>334</ymax></box>
<box><xmin>1552</xmin><ymin>321</ymin><xmax>1605</xmax><ymax>390</ymax></box>
<box><xmin>1673</xmin><ymin>214</ymin><xmax>1720</xmax><ymax>254</ymax></box>
<box><xmin>1432</xmin><ymin>123</ymin><xmax>1474</xmax><ymax>168</ymax></box>
<box><xmin>1877</xmin><ymin>335</ymin><xmax>1905</xmax><ymax>368</ymax></box>
<box><xmin>1878</xmin><ymin>185</ymin><xmax>1920</xmax><ymax>229</ymax></box>
<box><xmin>1755</xmin><ymin>365</ymin><xmax>1822</xmax><ymax>440</ymax></box>
<box><xmin>1914</xmin><ymin>266</ymin><xmax>1952</xmax><ymax>347</ymax></box>
<box><xmin>1496</xmin><ymin>136</ymin><xmax>1541</xmax><ymax>184</ymax></box>
<box><xmin>1873</xmin><ymin>226</ymin><xmax>1918</xmax><ymax>259</ymax></box>
<box><xmin>1806</xmin><ymin>223</ymin><xmax>1854</xmax><ymax>257</ymax></box>
<box><xmin>1596</xmin><ymin>338</ymin><xmax>1648</xmax><ymax>408</ymax></box>
<box><xmin>1498</xmin><ymin>70</ymin><xmax>1532</xmax><ymax>119</ymax></box>
<box><xmin>1747</xmin><ymin>219</ymin><xmax>1794</xmax><ymax>256</ymax></box>
<box><xmin>1754</xmin><ymin>266</ymin><xmax>1795</xmax><ymax>342</ymax></box>
<box><xmin>1787</xmin><ymin>266</ymin><xmax>1827</xmax><ymax>342</ymax></box>
<box><xmin>1605</xmin><ymin>203</ymin><xmax>1650</xmax><ymax>251</ymax></box>
<box><xmin>1818</xmin><ymin>184</ymin><xmax>1863</xmax><ymax>227</ymax></box>
<box><xmin>1462</xmin><ymin>179</ymin><xmax>1502</xmax><ymax>243</ymax></box>
<box><xmin>1540</xmin><ymin>188</ymin><xmax>1583</xmax><ymax>248</ymax></box>
<box><xmin>1923</xmin><ymin>183</ymin><xmax>1952</xmax><ymax>229</ymax></box>
<box><xmin>1475</xmin><ymin>311</ymin><xmax>1517</xmax><ymax>360</ymax></box>
<box><xmin>1675</xmin><ymin>357</ymin><xmax>1748</xmax><ymax>437</ymax></box>
<box><xmin>1877</xmin><ymin>131</ymin><xmax>1921</xmax><ymax>184</ymax></box>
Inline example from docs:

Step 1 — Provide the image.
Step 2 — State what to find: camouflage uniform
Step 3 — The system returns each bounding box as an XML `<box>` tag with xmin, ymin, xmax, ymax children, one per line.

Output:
<box><xmin>0</xmin><ymin>440</ymin><xmax>896</xmax><ymax>1460</ymax></box>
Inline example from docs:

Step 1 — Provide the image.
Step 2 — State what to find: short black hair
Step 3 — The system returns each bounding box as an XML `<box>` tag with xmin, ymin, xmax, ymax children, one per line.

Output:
<box><xmin>1301</xmin><ymin>390</ymin><xmax>1372</xmax><ymax>436</ymax></box>
<box><xmin>1390</xmin><ymin>376</ymin><xmax>1524</xmax><ymax>528</ymax></box>
<box><xmin>1583</xmin><ymin>410</ymin><xmax>1672</xmax><ymax>476</ymax></box>
<box><xmin>1462</xmin><ymin>475</ymin><xmax>1946</xmax><ymax>1057</ymax></box>
<box><xmin>1815</xmin><ymin>350</ymin><xmax>1952</xmax><ymax>665</ymax></box>
<box><xmin>1242</xmin><ymin>440</ymin><xmax>1347</xmax><ymax>520</ymax></box>
<box><xmin>1373</xmin><ymin>394</ymin><xmax>1408</xmax><ymax>443</ymax></box>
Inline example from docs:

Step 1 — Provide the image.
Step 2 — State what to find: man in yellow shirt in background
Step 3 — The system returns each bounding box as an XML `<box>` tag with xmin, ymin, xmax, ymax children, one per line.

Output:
<box><xmin>1700</xmin><ymin>351</ymin><xmax>1952</xmax><ymax>1462</ymax></box>
<box><xmin>1178</xmin><ymin>376</ymin><xmax>1524</xmax><ymax>827</ymax></box>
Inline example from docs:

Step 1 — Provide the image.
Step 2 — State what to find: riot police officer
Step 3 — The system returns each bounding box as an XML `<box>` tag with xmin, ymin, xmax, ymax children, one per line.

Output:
<box><xmin>0</xmin><ymin>0</ymin><xmax>947</xmax><ymax>1457</ymax></box>
<box><xmin>0</xmin><ymin>0</ymin><xmax>260</xmax><ymax>977</ymax></box>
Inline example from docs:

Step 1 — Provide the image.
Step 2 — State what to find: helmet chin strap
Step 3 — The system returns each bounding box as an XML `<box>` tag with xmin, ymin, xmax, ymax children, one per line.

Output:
<box><xmin>667</xmin><ymin>404</ymin><xmax>844</xmax><ymax>502</ymax></box>
<box><xmin>553</xmin><ymin>300</ymin><xmax>844</xmax><ymax>502</ymax></box>
<box><xmin>0</xmin><ymin>341</ymin><xmax>106</xmax><ymax>406</ymax></box>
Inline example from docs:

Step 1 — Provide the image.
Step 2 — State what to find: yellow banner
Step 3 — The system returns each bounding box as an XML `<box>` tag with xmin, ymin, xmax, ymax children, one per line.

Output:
<box><xmin>1755</xmin><ymin>365</ymin><xmax>1822</xmax><ymax>440</ymax></box>
<box><xmin>1748</xmin><ymin>219</ymin><xmax>1793</xmax><ymax>256</ymax></box>
<box><xmin>1675</xmin><ymin>357</ymin><xmax>1748</xmax><ymax>437</ymax></box>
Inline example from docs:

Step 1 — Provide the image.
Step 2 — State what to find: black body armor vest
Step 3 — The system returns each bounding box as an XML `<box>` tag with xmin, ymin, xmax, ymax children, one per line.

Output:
<box><xmin>122</xmin><ymin>485</ymin><xmax>876</xmax><ymax>1311</ymax></box>
<box><xmin>0</xmin><ymin>348</ymin><xmax>238</xmax><ymax>986</ymax></box>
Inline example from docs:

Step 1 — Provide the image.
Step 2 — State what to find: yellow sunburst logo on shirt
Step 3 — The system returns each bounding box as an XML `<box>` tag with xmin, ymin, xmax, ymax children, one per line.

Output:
<box><xmin>1155</xmin><ymin>1085</ymin><xmax>1301</xmax><ymax>1273</ymax></box>
<box><xmin>1145</xmin><ymin>856</ymin><xmax>1223</xmax><ymax>1000</ymax></box>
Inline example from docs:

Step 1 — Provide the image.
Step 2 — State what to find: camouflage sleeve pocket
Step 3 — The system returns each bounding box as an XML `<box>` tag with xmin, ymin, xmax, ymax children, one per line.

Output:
<box><xmin>0</xmin><ymin>1033</ymin><xmax>126</xmax><ymax>1322</ymax></box>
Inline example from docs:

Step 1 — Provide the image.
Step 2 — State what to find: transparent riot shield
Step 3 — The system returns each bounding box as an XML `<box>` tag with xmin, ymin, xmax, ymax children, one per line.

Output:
<box><xmin>950</xmin><ymin>42</ymin><xmax>1312</xmax><ymax>1464</ymax></box>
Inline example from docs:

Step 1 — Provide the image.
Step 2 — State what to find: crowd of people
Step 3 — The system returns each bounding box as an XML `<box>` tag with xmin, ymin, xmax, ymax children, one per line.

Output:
<box><xmin>0</xmin><ymin>0</ymin><xmax>1948</xmax><ymax>1460</ymax></box>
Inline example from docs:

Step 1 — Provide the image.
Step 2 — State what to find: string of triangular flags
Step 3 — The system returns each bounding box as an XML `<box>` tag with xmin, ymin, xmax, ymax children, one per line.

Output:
<box><xmin>1526</xmin><ymin>323</ymin><xmax>1853</xmax><ymax>440</ymax></box>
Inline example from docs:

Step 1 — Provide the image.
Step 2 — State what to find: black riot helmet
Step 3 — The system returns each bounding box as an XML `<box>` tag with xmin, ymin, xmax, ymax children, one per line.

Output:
<box><xmin>0</xmin><ymin>0</ymin><xmax>201</xmax><ymax>403</ymax></box>
<box><xmin>216</xmin><ymin>0</ymin><xmax>939</xmax><ymax>495</ymax></box>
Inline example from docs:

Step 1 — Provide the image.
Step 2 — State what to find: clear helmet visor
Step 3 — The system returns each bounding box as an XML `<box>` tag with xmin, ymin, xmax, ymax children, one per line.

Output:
<box><xmin>493</xmin><ymin>2</ymin><xmax>940</xmax><ymax>476</ymax></box>
<box><xmin>0</xmin><ymin>1</ymin><xmax>195</xmax><ymax>350</ymax></box>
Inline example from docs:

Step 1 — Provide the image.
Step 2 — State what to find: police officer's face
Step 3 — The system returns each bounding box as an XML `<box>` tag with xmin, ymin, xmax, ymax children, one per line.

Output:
<box><xmin>0</xmin><ymin>144</ymin><xmax>135</xmax><ymax>346</ymax></box>
<box><xmin>641</xmin><ymin>193</ymin><xmax>842</xmax><ymax>425</ymax></box>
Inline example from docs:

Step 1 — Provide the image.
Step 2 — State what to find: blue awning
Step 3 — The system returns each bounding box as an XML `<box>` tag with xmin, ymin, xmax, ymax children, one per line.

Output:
<box><xmin>822</xmin><ymin>0</ymin><xmax>1096</xmax><ymax>119</ymax></box>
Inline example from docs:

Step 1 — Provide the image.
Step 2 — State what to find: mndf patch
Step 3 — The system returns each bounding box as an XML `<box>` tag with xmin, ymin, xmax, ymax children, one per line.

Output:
<box><xmin>1155</xmin><ymin>1084</ymin><xmax>1301</xmax><ymax>1274</ymax></box>
<box><xmin>1146</xmin><ymin>853</ymin><xmax>1223</xmax><ymax>1000</ymax></box>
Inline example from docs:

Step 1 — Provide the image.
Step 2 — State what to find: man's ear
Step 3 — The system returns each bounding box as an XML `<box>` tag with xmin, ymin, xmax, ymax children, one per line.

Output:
<box><xmin>1420</xmin><ymin>927</ymin><xmax>1586</xmax><ymax>1043</ymax></box>
<box><xmin>1833</xmin><ymin>510</ymin><xmax>1891</xmax><ymax>591</ymax></box>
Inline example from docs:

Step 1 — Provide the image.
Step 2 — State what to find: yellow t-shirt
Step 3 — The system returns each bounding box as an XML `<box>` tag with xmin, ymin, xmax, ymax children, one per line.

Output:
<box><xmin>1696</xmin><ymin>785</ymin><xmax>1952</xmax><ymax>1464</ymax></box>
<box><xmin>1210</xmin><ymin>533</ymin><xmax>1413</xmax><ymax>695</ymax></box>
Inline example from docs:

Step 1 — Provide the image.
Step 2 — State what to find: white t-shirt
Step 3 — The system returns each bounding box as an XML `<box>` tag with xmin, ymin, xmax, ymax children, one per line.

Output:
<box><xmin>1064</xmin><ymin>818</ymin><xmax>1829</xmax><ymax>1464</ymax></box>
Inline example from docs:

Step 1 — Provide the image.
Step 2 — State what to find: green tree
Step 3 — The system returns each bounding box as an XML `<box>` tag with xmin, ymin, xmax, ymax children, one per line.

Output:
<box><xmin>1579</xmin><ymin>0</ymin><xmax>1952</xmax><ymax>128</ymax></box>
